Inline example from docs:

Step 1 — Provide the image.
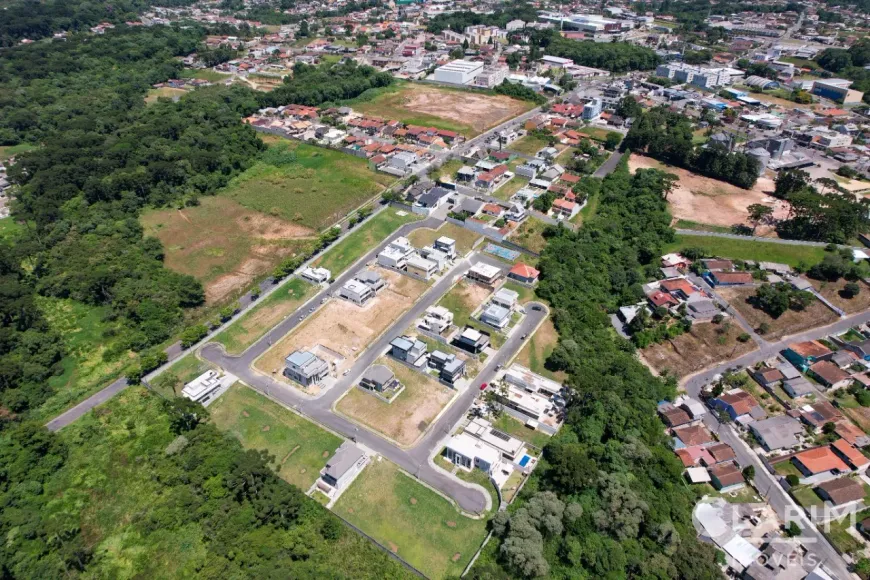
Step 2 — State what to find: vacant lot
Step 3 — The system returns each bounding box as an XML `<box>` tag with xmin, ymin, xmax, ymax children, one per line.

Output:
<box><xmin>209</xmin><ymin>383</ymin><xmax>342</xmax><ymax>489</ymax></box>
<box><xmin>642</xmin><ymin>321</ymin><xmax>757</xmax><ymax>379</ymax></box>
<box><xmin>663</xmin><ymin>234</ymin><xmax>827</xmax><ymax>267</ymax></box>
<box><xmin>510</xmin><ymin>134</ymin><xmax>551</xmax><ymax>156</ymax></box>
<box><xmin>313</xmin><ymin>209</ymin><xmax>420</xmax><ymax>275</ymax></box>
<box><xmin>436</xmin><ymin>280</ymin><xmax>492</xmax><ymax>329</ymax></box>
<box><xmin>144</xmin><ymin>86</ymin><xmax>187</xmax><ymax>104</ymax></box>
<box><xmin>511</xmin><ymin>217</ymin><xmax>550</xmax><ymax>254</ymax></box>
<box><xmin>141</xmin><ymin>196</ymin><xmax>316</xmax><ymax>304</ymax></box>
<box><xmin>0</xmin><ymin>142</ymin><xmax>37</xmax><ymax>161</ymax></box>
<box><xmin>221</xmin><ymin>139</ymin><xmax>394</xmax><ymax>231</ymax></box>
<box><xmin>354</xmin><ymin>83</ymin><xmax>533</xmax><ymax>137</ymax></box>
<box><xmin>213</xmin><ymin>279</ymin><xmax>317</xmax><ymax>355</ymax></box>
<box><xmin>181</xmin><ymin>68</ymin><xmax>232</xmax><ymax>82</ymax></box>
<box><xmin>718</xmin><ymin>287</ymin><xmax>839</xmax><ymax>340</ymax></box>
<box><xmin>493</xmin><ymin>176</ymin><xmax>529</xmax><ymax>201</ymax></box>
<box><xmin>255</xmin><ymin>269</ymin><xmax>428</xmax><ymax>381</ymax></box>
<box><xmin>837</xmin><ymin>394</ymin><xmax>870</xmax><ymax>434</ymax></box>
<box><xmin>332</xmin><ymin>458</ymin><xmax>488</xmax><ymax>579</ymax></box>
<box><xmin>515</xmin><ymin>317</ymin><xmax>567</xmax><ymax>382</ymax></box>
<box><xmin>408</xmin><ymin>222</ymin><xmax>481</xmax><ymax>257</ymax></box>
<box><xmin>493</xmin><ymin>414</ymin><xmax>552</xmax><ymax>449</ymax></box>
<box><xmin>336</xmin><ymin>357</ymin><xmax>455</xmax><ymax>446</ymax></box>
<box><xmin>577</xmin><ymin>126</ymin><xmax>614</xmax><ymax>142</ymax></box>
<box><xmin>810</xmin><ymin>278</ymin><xmax>870</xmax><ymax>315</ymax></box>
<box><xmin>629</xmin><ymin>154</ymin><xmax>784</xmax><ymax>234</ymax></box>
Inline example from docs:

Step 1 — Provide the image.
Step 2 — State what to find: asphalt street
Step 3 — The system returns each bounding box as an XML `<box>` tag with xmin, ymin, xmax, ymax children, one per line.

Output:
<box><xmin>202</xmin><ymin>247</ymin><xmax>548</xmax><ymax>513</ymax></box>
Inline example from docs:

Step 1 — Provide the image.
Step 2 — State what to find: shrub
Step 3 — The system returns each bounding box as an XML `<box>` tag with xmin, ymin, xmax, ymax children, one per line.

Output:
<box><xmin>843</xmin><ymin>282</ymin><xmax>861</xmax><ymax>298</ymax></box>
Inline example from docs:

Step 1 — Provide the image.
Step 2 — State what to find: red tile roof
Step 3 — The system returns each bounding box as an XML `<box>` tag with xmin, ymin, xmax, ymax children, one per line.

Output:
<box><xmin>509</xmin><ymin>263</ymin><xmax>539</xmax><ymax>280</ymax></box>
<box><xmin>793</xmin><ymin>447</ymin><xmax>849</xmax><ymax>475</ymax></box>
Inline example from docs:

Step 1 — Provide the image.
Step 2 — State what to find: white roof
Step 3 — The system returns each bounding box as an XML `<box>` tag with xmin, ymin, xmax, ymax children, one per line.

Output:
<box><xmin>437</xmin><ymin>59</ymin><xmax>484</xmax><ymax>73</ymax></box>
<box><xmin>505</xmin><ymin>363</ymin><xmax>563</xmax><ymax>396</ymax></box>
<box><xmin>504</xmin><ymin>384</ymin><xmax>551</xmax><ymax>417</ymax></box>
<box><xmin>342</xmin><ymin>279</ymin><xmax>372</xmax><ymax>295</ymax></box>
<box><xmin>446</xmin><ymin>432</ymin><xmax>500</xmax><ymax>464</ymax></box>
<box><xmin>426</xmin><ymin>305</ymin><xmax>452</xmax><ymax>319</ymax></box>
<box><xmin>686</xmin><ymin>467</ymin><xmax>711</xmax><ymax>483</ymax></box>
<box><xmin>694</xmin><ymin>502</ymin><xmax>730</xmax><ymax>539</ymax></box>
<box><xmin>461</xmin><ymin>327</ymin><xmax>483</xmax><ymax>341</ymax></box>
<box><xmin>469</xmin><ymin>263</ymin><xmax>501</xmax><ymax>279</ymax></box>
<box><xmin>723</xmin><ymin>536</ymin><xmax>762</xmax><ymax>570</ymax></box>
<box><xmin>407</xmin><ymin>255</ymin><xmax>437</xmax><ymax>270</ymax></box>
<box><xmin>182</xmin><ymin>370</ymin><xmax>223</xmax><ymax>401</ymax></box>
<box><xmin>494</xmin><ymin>288</ymin><xmax>519</xmax><ymax>304</ymax></box>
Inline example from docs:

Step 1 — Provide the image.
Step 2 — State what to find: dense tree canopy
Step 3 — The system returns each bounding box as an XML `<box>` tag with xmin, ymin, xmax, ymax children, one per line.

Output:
<box><xmin>539</xmin><ymin>32</ymin><xmax>661</xmax><ymax>73</ymax></box>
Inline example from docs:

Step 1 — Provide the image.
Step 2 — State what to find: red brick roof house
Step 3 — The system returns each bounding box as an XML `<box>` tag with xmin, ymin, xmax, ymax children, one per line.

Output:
<box><xmin>709</xmin><ymin>462</ymin><xmax>745</xmax><ymax>491</ymax></box>
<box><xmin>809</xmin><ymin>360</ymin><xmax>852</xmax><ymax>389</ymax></box>
<box><xmin>816</xmin><ymin>477</ymin><xmax>865</xmax><ymax>506</ymax></box>
<box><xmin>508</xmin><ymin>263</ymin><xmax>540</xmax><ymax>285</ymax></box>
<box><xmin>648</xmin><ymin>290</ymin><xmax>679</xmax><ymax>309</ymax></box>
<box><xmin>832</xmin><ymin>439</ymin><xmax>870</xmax><ymax>471</ymax></box>
<box><xmin>792</xmin><ymin>446</ymin><xmax>849</xmax><ymax>478</ymax></box>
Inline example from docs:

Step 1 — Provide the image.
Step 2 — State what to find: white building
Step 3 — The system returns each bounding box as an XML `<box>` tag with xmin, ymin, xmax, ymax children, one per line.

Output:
<box><xmin>434</xmin><ymin>236</ymin><xmax>456</xmax><ymax>258</ymax></box>
<box><xmin>389</xmin><ymin>151</ymin><xmax>418</xmax><ymax>172</ymax></box>
<box><xmin>434</xmin><ymin>60</ymin><xmax>484</xmax><ymax>85</ymax></box>
<box><xmin>473</xmin><ymin>65</ymin><xmax>509</xmax><ymax>88</ymax></box>
<box><xmin>654</xmin><ymin>63</ymin><xmax>739</xmax><ymax>89</ymax></box>
<box><xmin>339</xmin><ymin>279</ymin><xmax>375</xmax><ymax>305</ymax></box>
<box><xmin>301</xmin><ymin>266</ymin><xmax>331</xmax><ymax>284</ymax></box>
<box><xmin>504</xmin><ymin>363</ymin><xmax>563</xmax><ymax>397</ymax></box>
<box><xmin>422</xmin><ymin>305</ymin><xmax>454</xmax><ymax>333</ymax></box>
<box><xmin>464</xmin><ymin>418</ymin><xmax>527</xmax><ymax>462</ymax></box>
<box><xmin>182</xmin><ymin>370</ymin><xmax>225</xmax><ymax>404</ymax></box>
<box><xmin>443</xmin><ymin>432</ymin><xmax>501</xmax><ymax>473</ymax></box>
<box><xmin>480</xmin><ymin>303</ymin><xmax>511</xmax><ymax>328</ymax></box>
<box><xmin>406</xmin><ymin>255</ymin><xmax>438</xmax><ymax>280</ymax></box>
<box><xmin>491</xmin><ymin>288</ymin><xmax>518</xmax><ymax>310</ymax></box>
<box><xmin>467</xmin><ymin>263</ymin><xmax>503</xmax><ymax>285</ymax></box>
<box><xmin>378</xmin><ymin>236</ymin><xmax>415</xmax><ymax>268</ymax></box>
<box><xmin>419</xmin><ymin>246</ymin><xmax>450</xmax><ymax>271</ymax></box>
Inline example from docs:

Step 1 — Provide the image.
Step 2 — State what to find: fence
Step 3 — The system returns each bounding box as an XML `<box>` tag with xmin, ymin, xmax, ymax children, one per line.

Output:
<box><xmin>447</xmin><ymin>216</ymin><xmax>504</xmax><ymax>241</ymax></box>
<box><xmin>331</xmin><ymin>511</ymin><xmax>428</xmax><ymax>578</ymax></box>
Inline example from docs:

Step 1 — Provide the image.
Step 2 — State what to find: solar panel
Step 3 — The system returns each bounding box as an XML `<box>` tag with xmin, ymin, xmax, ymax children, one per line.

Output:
<box><xmin>489</xmin><ymin>429</ymin><xmax>511</xmax><ymax>441</ymax></box>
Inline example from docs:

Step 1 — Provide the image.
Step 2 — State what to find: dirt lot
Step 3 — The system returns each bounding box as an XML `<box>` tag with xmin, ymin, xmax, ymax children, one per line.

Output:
<box><xmin>810</xmin><ymin>278</ymin><xmax>870</xmax><ymax>315</ymax></box>
<box><xmin>335</xmin><ymin>357</ymin><xmax>456</xmax><ymax>446</ymax></box>
<box><xmin>140</xmin><ymin>197</ymin><xmax>316</xmax><ymax>304</ymax></box>
<box><xmin>357</xmin><ymin>83</ymin><xmax>532</xmax><ymax>136</ymax></box>
<box><xmin>254</xmin><ymin>269</ymin><xmax>428</xmax><ymax>383</ymax></box>
<box><xmin>642</xmin><ymin>320</ymin><xmax>758</xmax><ymax>379</ymax></box>
<box><xmin>628</xmin><ymin>154</ymin><xmax>787</xmax><ymax>235</ymax></box>
<box><xmin>718</xmin><ymin>286</ymin><xmax>839</xmax><ymax>340</ymax></box>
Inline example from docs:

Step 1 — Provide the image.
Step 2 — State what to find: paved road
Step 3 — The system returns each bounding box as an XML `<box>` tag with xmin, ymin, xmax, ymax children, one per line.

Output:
<box><xmin>593</xmin><ymin>149</ymin><xmax>627</xmax><ymax>178</ymax></box>
<box><xmin>675</xmin><ymin>228</ymin><xmax>864</xmax><ymax>251</ymax></box>
<box><xmin>202</xmin><ymin>252</ymin><xmax>548</xmax><ymax>512</ymax></box>
<box><xmin>682</xmin><ymin>310</ymin><xmax>870</xmax><ymax>580</ymax></box>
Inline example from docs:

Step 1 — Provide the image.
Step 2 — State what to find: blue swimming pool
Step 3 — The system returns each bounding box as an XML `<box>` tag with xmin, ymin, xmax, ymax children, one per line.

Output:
<box><xmin>518</xmin><ymin>455</ymin><xmax>531</xmax><ymax>468</ymax></box>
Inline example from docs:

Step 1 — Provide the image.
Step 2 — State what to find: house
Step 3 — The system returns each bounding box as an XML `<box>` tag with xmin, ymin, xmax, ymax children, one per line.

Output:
<box><xmin>676</xmin><ymin>445</ymin><xmax>716</xmax><ymax>467</ymax></box>
<box><xmin>659</xmin><ymin>404</ymin><xmax>692</xmax><ymax>427</ymax></box>
<box><xmin>320</xmin><ymin>442</ymin><xmax>367</xmax><ymax>491</ymax></box>
<box><xmin>707</xmin><ymin>442</ymin><xmax>737</xmax><ymax>464</ymax></box>
<box><xmin>711</xmin><ymin>389</ymin><xmax>767</xmax><ymax>422</ymax></box>
<box><xmin>809</xmin><ymin>360</ymin><xmax>852</xmax><ymax>390</ymax></box>
<box><xmin>339</xmin><ymin>279</ymin><xmax>375</xmax><ymax>305</ymax></box>
<box><xmin>389</xmin><ymin>151</ymin><xmax>418</xmax><ymax>172</ymax></box>
<box><xmin>482</xmin><ymin>203</ymin><xmax>503</xmax><ymax>217</ymax></box>
<box><xmin>283</xmin><ymin>350</ymin><xmax>330</xmax><ymax>386</ymax></box>
<box><xmin>417</xmin><ymin>186</ymin><xmax>450</xmax><ymax>209</ymax></box>
<box><xmin>355</xmin><ymin>269</ymin><xmax>386</xmax><ymax>293</ymax></box>
<box><xmin>378</xmin><ymin>236</ymin><xmax>415</xmax><ymax>269</ymax></box>
<box><xmin>660</xmin><ymin>278</ymin><xmax>697</xmax><ymax>300</ymax></box>
<box><xmin>783</xmin><ymin>340</ymin><xmax>833</xmax><ymax>370</ymax></box>
<box><xmin>465</xmin><ymin>417</ymin><xmax>526</xmax><ymax>462</ymax></box>
<box><xmin>686</xmin><ymin>298</ymin><xmax>720</xmax><ymax>320</ymax></box>
<box><xmin>551</xmin><ymin>198</ymin><xmax>579</xmax><ymax>220</ymax></box>
<box><xmin>831</xmin><ymin>349</ymin><xmax>857</xmax><ymax>369</ymax></box>
<box><xmin>836</xmin><ymin>420</ymin><xmax>870</xmax><ymax>448</ymax></box>
<box><xmin>661</xmin><ymin>253</ymin><xmax>690</xmax><ymax>270</ymax></box>
<box><xmin>182</xmin><ymin>370</ymin><xmax>225</xmax><ymax>404</ymax></box>
<box><xmin>673</xmin><ymin>424</ymin><xmax>714</xmax><ymax>447</ymax></box>
<box><xmin>685</xmin><ymin>467</ymin><xmax>712</xmax><ymax>484</ymax></box>
<box><xmin>440</xmin><ymin>357</ymin><xmax>466</xmax><ymax>385</ymax></box>
<box><xmin>301</xmin><ymin>266</ymin><xmax>331</xmax><ymax>284</ymax></box>
<box><xmin>406</xmin><ymin>255</ymin><xmax>438</xmax><ymax>280</ymax></box>
<box><xmin>390</xmin><ymin>335</ymin><xmax>427</xmax><ymax>365</ymax></box>
<box><xmin>648</xmin><ymin>290</ymin><xmax>680</xmax><ymax>309</ymax></box>
<box><xmin>491</xmin><ymin>288</ymin><xmax>518</xmax><ymax>310</ymax></box>
<box><xmin>504</xmin><ymin>364</ymin><xmax>563</xmax><ymax>397</ymax></box>
<box><xmin>509</xmin><ymin>263</ymin><xmax>540</xmax><ymax>284</ymax></box>
<box><xmin>832</xmin><ymin>439</ymin><xmax>870</xmax><ymax>471</ymax></box>
<box><xmin>359</xmin><ymin>364</ymin><xmax>398</xmax><ymax>392</ymax></box>
<box><xmin>800</xmin><ymin>401</ymin><xmax>842</xmax><ymax>431</ymax></box>
<box><xmin>845</xmin><ymin>339</ymin><xmax>870</xmax><ymax>361</ymax></box>
<box><xmin>455</xmin><ymin>327</ymin><xmax>490</xmax><ymax>354</ymax></box>
<box><xmin>467</xmin><ymin>263</ymin><xmax>503</xmax><ymax>286</ymax></box>
<box><xmin>480</xmin><ymin>303</ymin><xmax>511</xmax><ymax>329</ymax></box>
<box><xmin>709</xmin><ymin>271</ymin><xmax>754</xmax><ymax>286</ymax></box>
<box><xmin>753</xmin><ymin>366</ymin><xmax>784</xmax><ymax>388</ymax></box>
<box><xmin>816</xmin><ymin>477</ymin><xmax>866</xmax><ymax>506</ymax></box>
<box><xmin>783</xmin><ymin>376</ymin><xmax>815</xmax><ymax>398</ymax></box>
<box><xmin>444</xmin><ymin>432</ymin><xmax>500</xmax><ymax>473</ymax></box>
<box><xmin>419</xmin><ymin>247</ymin><xmax>450</xmax><ymax>271</ymax></box>
<box><xmin>702</xmin><ymin>259</ymin><xmax>734</xmax><ymax>271</ymax></box>
<box><xmin>421</xmin><ymin>306</ymin><xmax>454</xmax><ymax>334</ymax></box>
<box><xmin>505</xmin><ymin>202</ymin><xmax>527</xmax><ymax>222</ymax></box>
<box><xmin>792</xmin><ymin>446</ymin><xmax>849</xmax><ymax>479</ymax></box>
<box><xmin>709</xmin><ymin>461</ymin><xmax>746</xmax><ymax>492</ymax></box>
<box><xmin>749</xmin><ymin>415</ymin><xmax>804</xmax><ymax>451</ymax></box>
<box><xmin>434</xmin><ymin>236</ymin><xmax>457</xmax><ymax>259</ymax></box>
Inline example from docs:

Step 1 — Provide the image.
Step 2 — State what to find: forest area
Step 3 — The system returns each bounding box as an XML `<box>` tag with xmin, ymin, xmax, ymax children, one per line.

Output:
<box><xmin>471</xmin><ymin>160</ymin><xmax>721</xmax><ymax>579</ymax></box>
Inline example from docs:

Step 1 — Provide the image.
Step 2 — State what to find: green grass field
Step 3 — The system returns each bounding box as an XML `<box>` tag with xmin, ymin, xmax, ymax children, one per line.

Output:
<box><xmin>511</xmin><ymin>217</ymin><xmax>550</xmax><ymax>254</ymax></box>
<box><xmin>332</xmin><ymin>458</ymin><xmax>488</xmax><ymax>578</ymax></box>
<box><xmin>312</xmin><ymin>209</ymin><xmax>421</xmax><ymax>275</ymax></box>
<box><xmin>663</xmin><ymin>234</ymin><xmax>827</xmax><ymax>267</ymax></box>
<box><xmin>31</xmin><ymin>297</ymin><xmax>137</xmax><ymax>422</ymax></box>
<box><xmin>0</xmin><ymin>142</ymin><xmax>37</xmax><ymax>160</ymax></box>
<box><xmin>437</xmin><ymin>159</ymin><xmax>464</xmax><ymax>182</ymax></box>
<box><xmin>493</xmin><ymin>176</ymin><xmax>529</xmax><ymax>200</ymax></box>
<box><xmin>509</xmin><ymin>134</ymin><xmax>550</xmax><ymax>156</ymax></box>
<box><xmin>145</xmin><ymin>86</ymin><xmax>187</xmax><ymax>104</ymax></box>
<box><xmin>221</xmin><ymin>139</ymin><xmax>395</xmax><ymax>231</ymax></box>
<box><xmin>209</xmin><ymin>384</ymin><xmax>342</xmax><ymax>490</ymax></box>
<box><xmin>407</xmin><ymin>222</ymin><xmax>481</xmax><ymax>257</ymax></box>
<box><xmin>152</xmin><ymin>353</ymin><xmax>216</xmax><ymax>398</ymax></box>
<box><xmin>576</xmin><ymin>126</ymin><xmax>614</xmax><ymax>142</ymax></box>
<box><xmin>674</xmin><ymin>219</ymin><xmax>734</xmax><ymax>234</ymax></box>
<box><xmin>0</xmin><ymin>218</ymin><xmax>24</xmax><ymax>243</ymax></box>
<box><xmin>492</xmin><ymin>414</ymin><xmax>552</xmax><ymax>449</ymax></box>
<box><xmin>212</xmin><ymin>278</ymin><xmax>317</xmax><ymax>355</ymax></box>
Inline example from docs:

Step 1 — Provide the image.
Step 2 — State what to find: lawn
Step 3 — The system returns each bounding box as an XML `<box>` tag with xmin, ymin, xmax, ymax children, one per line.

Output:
<box><xmin>780</xmin><ymin>57</ymin><xmax>820</xmax><ymax>71</ymax></box>
<box><xmin>0</xmin><ymin>142</ymin><xmax>37</xmax><ymax>161</ymax></box>
<box><xmin>335</xmin><ymin>357</ymin><xmax>456</xmax><ymax>446</ymax></box>
<box><xmin>436</xmin><ymin>280</ymin><xmax>493</xmax><ymax>330</ymax></box>
<box><xmin>29</xmin><ymin>297</ymin><xmax>137</xmax><ymax>422</ymax></box>
<box><xmin>509</xmin><ymin>134</ymin><xmax>550</xmax><ymax>156</ymax></box>
<box><xmin>511</xmin><ymin>216</ymin><xmax>550</xmax><ymax>254</ymax></box>
<box><xmin>332</xmin><ymin>458</ymin><xmax>488</xmax><ymax>578</ymax></box>
<box><xmin>144</xmin><ymin>86</ymin><xmax>187</xmax><ymax>104</ymax></box>
<box><xmin>662</xmin><ymin>234</ymin><xmax>828</xmax><ymax>267</ymax></box>
<box><xmin>151</xmin><ymin>353</ymin><xmax>216</xmax><ymax>398</ymax></box>
<box><xmin>141</xmin><ymin>196</ymin><xmax>317</xmax><ymax>305</ymax></box>
<box><xmin>312</xmin><ymin>209</ymin><xmax>421</xmax><ymax>275</ymax></box>
<box><xmin>576</xmin><ymin>126</ymin><xmax>614</xmax><ymax>142</ymax></box>
<box><xmin>773</xmin><ymin>460</ymin><xmax>803</xmax><ymax>479</ymax></box>
<box><xmin>514</xmin><ymin>317</ymin><xmax>567</xmax><ymax>383</ymax></box>
<box><xmin>437</xmin><ymin>158</ymin><xmax>465</xmax><ymax>182</ymax></box>
<box><xmin>492</xmin><ymin>414</ymin><xmax>552</xmax><ymax>449</ymax></box>
<box><xmin>492</xmin><ymin>176</ymin><xmax>529</xmax><ymax>201</ymax></box>
<box><xmin>502</xmin><ymin>280</ymin><xmax>535</xmax><ymax>304</ymax></box>
<box><xmin>718</xmin><ymin>286</ymin><xmax>838</xmax><ymax>340</ymax></box>
<box><xmin>674</xmin><ymin>219</ymin><xmax>734</xmax><ymax>234</ymax></box>
<box><xmin>0</xmin><ymin>218</ymin><xmax>24</xmax><ymax>243</ymax></box>
<box><xmin>792</xmin><ymin>486</ymin><xmax>824</xmax><ymax>509</ymax></box>
<box><xmin>571</xmin><ymin>189</ymin><xmax>599</xmax><ymax>225</ymax></box>
<box><xmin>825</xmin><ymin>509</ymin><xmax>868</xmax><ymax>556</ymax></box>
<box><xmin>221</xmin><ymin>138</ymin><xmax>395</xmax><ymax>231</ymax></box>
<box><xmin>212</xmin><ymin>278</ymin><xmax>318</xmax><ymax>355</ymax></box>
<box><xmin>407</xmin><ymin>222</ymin><xmax>481</xmax><ymax>257</ymax></box>
<box><xmin>208</xmin><ymin>383</ymin><xmax>342</xmax><ymax>490</ymax></box>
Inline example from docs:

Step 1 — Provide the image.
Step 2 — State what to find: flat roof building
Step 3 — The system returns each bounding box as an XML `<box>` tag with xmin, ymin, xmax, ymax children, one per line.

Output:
<box><xmin>433</xmin><ymin>60</ymin><xmax>484</xmax><ymax>85</ymax></box>
<box><xmin>182</xmin><ymin>370</ymin><xmax>224</xmax><ymax>404</ymax></box>
<box><xmin>467</xmin><ymin>263</ymin><xmax>503</xmax><ymax>285</ymax></box>
<box><xmin>504</xmin><ymin>363</ymin><xmax>563</xmax><ymax>397</ymax></box>
<box><xmin>339</xmin><ymin>279</ymin><xmax>375</xmax><ymax>305</ymax></box>
<box><xmin>284</xmin><ymin>349</ymin><xmax>330</xmax><ymax>386</ymax></box>
<box><xmin>443</xmin><ymin>432</ymin><xmax>501</xmax><ymax>473</ymax></box>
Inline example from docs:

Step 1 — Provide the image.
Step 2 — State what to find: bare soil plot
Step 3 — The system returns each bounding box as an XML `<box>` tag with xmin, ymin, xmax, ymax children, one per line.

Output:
<box><xmin>355</xmin><ymin>83</ymin><xmax>533</xmax><ymax>136</ymax></box>
<box><xmin>718</xmin><ymin>286</ymin><xmax>839</xmax><ymax>340</ymax></box>
<box><xmin>641</xmin><ymin>321</ymin><xmax>757</xmax><ymax>379</ymax></box>
<box><xmin>336</xmin><ymin>357</ymin><xmax>455</xmax><ymax>446</ymax></box>
<box><xmin>810</xmin><ymin>278</ymin><xmax>870</xmax><ymax>315</ymax></box>
<box><xmin>254</xmin><ymin>269</ymin><xmax>428</xmax><ymax>382</ymax></box>
<box><xmin>407</xmin><ymin>222</ymin><xmax>481</xmax><ymax>256</ymax></box>
<box><xmin>628</xmin><ymin>154</ymin><xmax>786</xmax><ymax>235</ymax></box>
<box><xmin>140</xmin><ymin>197</ymin><xmax>316</xmax><ymax>304</ymax></box>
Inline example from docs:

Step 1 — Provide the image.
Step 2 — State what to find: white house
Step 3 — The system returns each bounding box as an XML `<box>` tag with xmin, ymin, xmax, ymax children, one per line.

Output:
<box><xmin>467</xmin><ymin>263</ymin><xmax>503</xmax><ymax>285</ymax></box>
<box><xmin>491</xmin><ymin>288</ymin><xmax>519</xmax><ymax>310</ymax></box>
<box><xmin>182</xmin><ymin>370</ymin><xmax>225</xmax><ymax>404</ymax></box>
<box><xmin>339</xmin><ymin>279</ymin><xmax>375</xmax><ymax>305</ymax></box>
<box><xmin>443</xmin><ymin>432</ymin><xmax>501</xmax><ymax>473</ymax></box>
<box><xmin>434</xmin><ymin>236</ymin><xmax>457</xmax><ymax>258</ymax></box>
<box><xmin>301</xmin><ymin>266</ymin><xmax>331</xmax><ymax>284</ymax></box>
<box><xmin>406</xmin><ymin>255</ymin><xmax>438</xmax><ymax>280</ymax></box>
<box><xmin>378</xmin><ymin>236</ymin><xmax>415</xmax><ymax>268</ymax></box>
<box><xmin>422</xmin><ymin>305</ymin><xmax>454</xmax><ymax>333</ymax></box>
<box><xmin>480</xmin><ymin>303</ymin><xmax>511</xmax><ymax>328</ymax></box>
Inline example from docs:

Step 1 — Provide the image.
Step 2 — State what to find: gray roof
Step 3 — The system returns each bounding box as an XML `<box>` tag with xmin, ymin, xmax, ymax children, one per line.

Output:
<box><xmin>460</xmin><ymin>198</ymin><xmax>484</xmax><ymax>214</ymax></box>
<box><xmin>443</xmin><ymin>358</ymin><xmax>465</xmax><ymax>373</ymax></box>
<box><xmin>750</xmin><ymin>415</ymin><xmax>803</xmax><ymax>449</ymax></box>
<box><xmin>784</xmin><ymin>377</ymin><xmax>815</xmax><ymax>397</ymax></box>
<box><xmin>482</xmin><ymin>304</ymin><xmax>511</xmax><ymax>321</ymax></box>
<box><xmin>391</xmin><ymin>336</ymin><xmax>414</xmax><ymax>351</ymax></box>
<box><xmin>356</xmin><ymin>269</ymin><xmax>383</xmax><ymax>284</ymax></box>
<box><xmin>324</xmin><ymin>442</ymin><xmax>365</xmax><ymax>480</ymax></box>
<box><xmin>362</xmin><ymin>364</ymin><xmax>394</xmax><ymax>385</ymax></box>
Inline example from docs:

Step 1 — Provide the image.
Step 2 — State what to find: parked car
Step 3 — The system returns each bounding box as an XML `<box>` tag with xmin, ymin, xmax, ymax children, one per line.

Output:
<box><xmin>480</xmin><ymin>383</ymin><xmax>488</xmax><ymax>391</ymax></box>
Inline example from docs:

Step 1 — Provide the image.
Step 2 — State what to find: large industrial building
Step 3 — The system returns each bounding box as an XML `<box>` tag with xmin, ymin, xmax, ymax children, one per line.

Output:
<box><xmin>433</xmin><ymin>60</ymin><xmax>484</xmax><ymax>85</ymax></box>
<box><xmin>811</xmin><ymin>79</ymin><xmax>864</xmax><ymax>104</ymax></box>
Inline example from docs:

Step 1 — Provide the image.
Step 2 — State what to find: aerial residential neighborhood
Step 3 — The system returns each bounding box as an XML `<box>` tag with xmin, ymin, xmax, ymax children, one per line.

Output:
<box><xmin>5</xmin><ymin>0</ymin><xmax>870</xmax><ymax>578</ymax></box>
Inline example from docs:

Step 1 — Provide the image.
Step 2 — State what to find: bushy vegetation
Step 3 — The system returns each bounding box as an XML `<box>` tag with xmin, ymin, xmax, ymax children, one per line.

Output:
<box><xmin>751</xmin><ymin>283</ymin><xmax>814</xmax><ymax>318</ymax></box>
<box><xmin>472</xmin><ymin>161</ymin><xmax>721</xmax><ymax>578</ymax></box>
<box><xmin>815</xmin><ymin>39</ymin><xmax>870</xmax><ymax>104</ymax></box>
<box><xmin>0</xmin><ymin>0</ymin><xmax>145</xmax><ymax>46</ymax></box>
<box><xmin>426</xmin><ymin>2</ymin><xmax>538</xmax><ymax>34</ymax></box>
<box><xmin>624</xmin><ymin>106</ymin><xmax>760</xmax><ymax>189</ymax></box>
<box><xmin>494</xmin><ymin>80</ymin><xmax>547</xmax><ymax>105</ymax></box>
<box><xmin>261</xmin><ymin>61</ymin><xmax>394</xmax><ymax>108</ymax></box>
<box><xmin>540</xmin><ymin>32</ymin><xmax>661</xmax><ymax>73</ymax></box>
